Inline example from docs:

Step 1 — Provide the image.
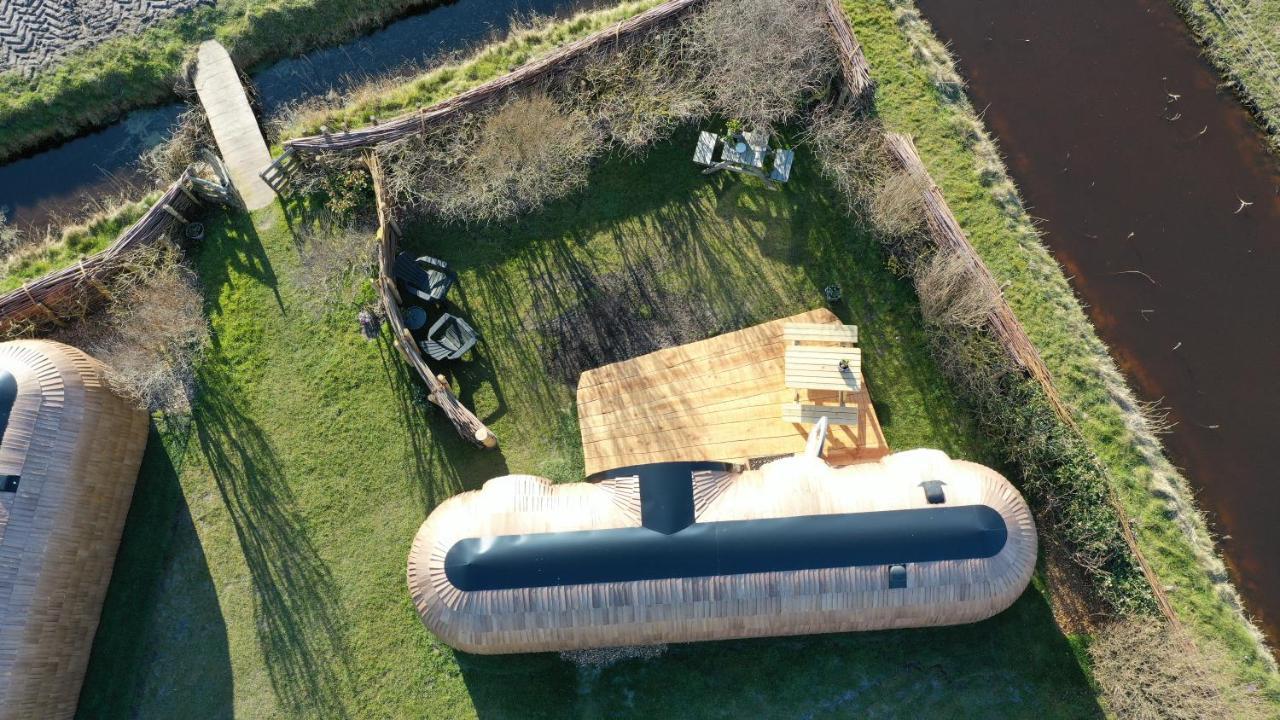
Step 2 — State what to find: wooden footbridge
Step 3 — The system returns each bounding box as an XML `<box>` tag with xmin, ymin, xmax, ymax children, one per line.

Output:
<box><xmin>193</xmin><ymin>41</ymin><xmax>275</xmax><ymax>210</ymax></box>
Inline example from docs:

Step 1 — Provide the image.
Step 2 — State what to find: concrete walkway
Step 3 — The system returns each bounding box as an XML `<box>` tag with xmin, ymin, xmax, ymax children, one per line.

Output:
<box><xmin>193</xmin><ymin>41</ymin><xmax>275</xmax><ymax>210</ymax></box>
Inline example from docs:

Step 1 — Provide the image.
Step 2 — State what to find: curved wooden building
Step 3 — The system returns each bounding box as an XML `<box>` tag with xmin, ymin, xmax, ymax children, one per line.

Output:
<box><xmin>408</xmin><ymin>449</ymin><xmax>1036</xmax><ymax>654</ymax></box>
<box><xmin>0</xmin><ymin>340</ymin><xmax>149</xmax><ymax>720</ymax></box>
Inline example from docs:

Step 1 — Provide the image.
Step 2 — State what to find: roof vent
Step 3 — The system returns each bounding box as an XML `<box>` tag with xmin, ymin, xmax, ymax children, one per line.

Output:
<box><xmin>920</xmin><ymin>480</ymin><xmax>946</xmax><ymax>504</ymax></box>
<box><xmin>2</xmin><ymin>475</ymin><xmax>18</xmax><ymax>493</ymax></box>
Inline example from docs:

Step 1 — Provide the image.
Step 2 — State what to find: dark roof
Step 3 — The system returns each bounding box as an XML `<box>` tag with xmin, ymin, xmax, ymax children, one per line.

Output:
<box><xmin>444</xmin><ymin>462</ymin><xmax>1008</xmax><ymax>592</ymax></box>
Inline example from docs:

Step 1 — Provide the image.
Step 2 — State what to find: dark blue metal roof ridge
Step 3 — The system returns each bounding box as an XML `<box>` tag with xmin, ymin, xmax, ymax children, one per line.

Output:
<box><xmin>444</xmin><ymin>503</ymin><xmax>1009</xmax><ymax>592</ymax></box>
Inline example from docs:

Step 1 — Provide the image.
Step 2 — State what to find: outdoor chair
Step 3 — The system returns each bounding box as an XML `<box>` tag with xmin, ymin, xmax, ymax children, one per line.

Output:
<box><xmin>693</xmin><ymin>131</ymin><xmax>718</xmax><ymax>166</ymax></box>
<box><xmin>770</xmin><ymin>149</ymin><xmax>795</xmax><ymax>183</ymax></box>
<box><xmin>420</xmin><ymin>313</ymin><xmax>478</xmax><ymax>361</ymax></box>
<box><xmin>394</xmin><ymin>252</ymin><xmax>456</xmax><ymax>304</ymax></box>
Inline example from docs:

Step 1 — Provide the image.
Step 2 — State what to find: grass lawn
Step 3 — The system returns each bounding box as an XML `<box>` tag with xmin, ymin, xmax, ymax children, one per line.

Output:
<box><xmin>1174</xmin><ymin>0</ymin><xmax>1280</xmax><ymax>148</ymax></box>
<box><xmin>77</xmin><ymin>128</ymin><xmax>1102</xmax><ymax>718</ymax></box>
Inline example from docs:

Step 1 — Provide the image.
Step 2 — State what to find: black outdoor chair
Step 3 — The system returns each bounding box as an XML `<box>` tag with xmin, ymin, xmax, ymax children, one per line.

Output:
<box><xmin>420</xmin><ymin>313</ymin><xmax>479</xmax><ymax>361</ymax></box>
<box><xmin>394</xmin><ymin>252</ymin><xmax>456</xmax><ymax>304</ymax></box>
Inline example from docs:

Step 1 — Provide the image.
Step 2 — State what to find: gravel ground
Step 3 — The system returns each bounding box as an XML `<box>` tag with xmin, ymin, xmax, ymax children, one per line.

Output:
<box><xmin>1</xmin><ymin>0</ymin><xmax>213</xmax><ymax>76</ymax></box>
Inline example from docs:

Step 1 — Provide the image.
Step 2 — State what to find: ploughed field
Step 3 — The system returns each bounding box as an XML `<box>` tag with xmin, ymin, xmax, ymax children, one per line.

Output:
<box><xmin>77</xmin><ymin>128</ymin><xmax>1101</xmax><ymax>718</ymax></box>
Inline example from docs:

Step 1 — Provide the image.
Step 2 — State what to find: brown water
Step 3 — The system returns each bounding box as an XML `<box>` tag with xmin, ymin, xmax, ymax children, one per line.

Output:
<box><xmin>913</xmin><ymin>0</ymin><xmax>1280</xmax><ymax>645</ymax></box>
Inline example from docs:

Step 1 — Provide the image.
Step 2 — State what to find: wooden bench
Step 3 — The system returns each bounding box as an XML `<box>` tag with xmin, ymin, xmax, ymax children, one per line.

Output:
<box><xmin>781</xmin><ymin>403</ymin><xmax>858</xmax><ymax>426</ymax></box>
<box><xmin>783</xmin><ymin>322</ymin><xmax>858</xmax><ymax>345</ymax></box>
<box><xmin>784</xmin><ymin>346</ymin><xmax>861</xmax><ymax>392</ymax></box>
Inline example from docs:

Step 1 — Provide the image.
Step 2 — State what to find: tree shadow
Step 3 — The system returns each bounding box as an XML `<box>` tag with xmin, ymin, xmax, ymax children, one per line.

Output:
<box><xmin>374</xmin><ymin>331</ymin><xmax>509</xmax><ymax>511</ymax></box>
<box><xmin>191</xmin><ymin>360</ymin><xmax>354</xmax><ymax>716</ymax></box>
<box><xmin>77</xmin><ymin>424</ymin><xmax>233</xmax><ymax>719</ymax></box>
<box><xmin>197</xmin><ymin>206</ymin><xmax>284</xmax><ymax>319</ymax></box>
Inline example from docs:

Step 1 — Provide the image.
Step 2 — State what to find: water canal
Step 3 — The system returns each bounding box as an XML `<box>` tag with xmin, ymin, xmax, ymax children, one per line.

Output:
<box><xmin>915</xmin><ymin>0</ymin><xmax>1280</xmax><ymax>646</ymax></box>
<box><xmin>0</xmin><ymin>0</ymin><xmax>598</xmax><ymax>232</ymax></box>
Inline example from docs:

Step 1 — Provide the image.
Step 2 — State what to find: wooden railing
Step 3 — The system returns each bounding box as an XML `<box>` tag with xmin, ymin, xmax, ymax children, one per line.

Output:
<box><xmin>367</xmin><ymin>153</ymin><xmax>497</xmax><ymax>448</ymax></box>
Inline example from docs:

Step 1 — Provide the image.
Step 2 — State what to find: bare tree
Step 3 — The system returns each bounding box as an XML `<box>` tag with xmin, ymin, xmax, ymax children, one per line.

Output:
<box><xmin>1088</xmin><ymin>617</ymin><xmax>1268</xmax><ymax>720</ymax></box>
<box><xmin>689</xmin><ymin>0</ymin><xmax>836</xmax><ymax>129</ymax></box>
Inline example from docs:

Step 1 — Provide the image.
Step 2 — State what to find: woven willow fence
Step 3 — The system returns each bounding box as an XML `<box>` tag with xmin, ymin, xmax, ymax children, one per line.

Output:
<box><xmin>368</xmin><ymin>154</ymin><xmax>497</xmax><ymax>448</ymax></box>
<box><xmin>277</xmin><ymin>0</ymin><xmax>873</xmax><ymax>159</ymax></box>
<box><xmin>884</xmin><ymin>132</ymin><xmax>1181</xmax><ymax>627</ymax></box>
<box><xmin>0</xmin><ymin>154</ymin><xmax>234</xmax><ymax>336</ymax></box>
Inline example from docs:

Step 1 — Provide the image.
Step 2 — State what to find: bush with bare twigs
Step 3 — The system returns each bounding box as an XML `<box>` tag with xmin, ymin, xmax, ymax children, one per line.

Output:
<box><xmin>805</xmin><ymin>106</ymin><xmax>889</xmax><ymax>207</ymax></box>
<box><xmin>292</xmin><ymin>223</ymin><xmax>378</xmax><ymax>314</ymax></box>
<box><xmin>1088</xmin><ymin>618</ymin><xmax>1268</xmax><ymax>720</ymax></box>
<box><xmin>914</xmin><ymin>250</ymin><xmax>998</xmax><ymax>329</ymax></box>
<box><xmin>559</xmin><ymin>29</ymin><xmax>707</xmax><ymax>153</ymax></box>
<box><xmin>72</xmin><ymin>244</ymin><xmax>210</xmax><ymax>414</ymax></box>
<box><xmin>379</xmin><ymin>93</ymin><xmax>601</xmax><ymax>223</ymax></box>
<box><xmin>869</xmin><ymin>169</ymin><xmax>929</xmax><ymax>238</ymax></box>
<box><xmin>690</xmin><ymin>0</ymin><xmax>835</xmax><ymax>129</ymax></box>
<box><xmin>0</xmin><ymin>211</ymin><xmax>23</xmax><ymax>259</ymax></box>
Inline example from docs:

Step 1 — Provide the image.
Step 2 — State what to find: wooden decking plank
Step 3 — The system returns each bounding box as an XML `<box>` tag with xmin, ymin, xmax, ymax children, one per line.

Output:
<box><xmin>578</xmin><ymin>310</ymin><xmax>888</xmax><ymax>474</ymax></box>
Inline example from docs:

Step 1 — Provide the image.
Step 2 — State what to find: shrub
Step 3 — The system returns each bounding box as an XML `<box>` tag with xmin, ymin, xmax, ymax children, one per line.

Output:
<box><xmin>689</xmin><ymin>0</ymin><xmax>835</xmax><ymax>129</ymax></box>
<box><xmin>1088</xmin><ymin>618</ymin><xmax>1268</xmax><ymax>719</ymax></box>
<box><xmin>868</xmin><ymin>169</ymin><xmax>929</xmax><ymax>238</ymax></box>
<box><xmin>913</xmin><ymin>250</ymin><xmax>997</xmax><ymax>330</ymax></box>
<box><xmin>805</xmin><ymin>107</ymin><xmax>889</xmax><ymax>208</ymax></box>
<box><xmin>292</xmin><ymin>222</ymin><xmax>377</xmax><ymax>314</ymax></box>
<box><xmin>379</xmin><ymin>93</ymin><xmax>601</xmax><ymax>223</ymax></box>
<box><xmin>560</xmin><ymin>28</ymin><xmax>707</xmax><ymax>153</ymax></box>
<box><xmin>83</xmin><ymin>244</ymin><xmax>210</xmax><ymax>414</ymax></box>
<box><xmin>141</xmin><ymin>105</ymin><xmax>213</xmax><ymax>184</ymax></box>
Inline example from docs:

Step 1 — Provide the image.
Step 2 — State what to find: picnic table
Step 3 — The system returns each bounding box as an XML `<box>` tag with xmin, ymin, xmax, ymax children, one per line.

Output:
<box><xmin>781</xmin><ymin>322</ymin><xmax>861</xmax><ymax>426</ymax></box>
<box><xmin>693</xmin><ymin>130</ymin><xmax>795</xmax><ymax>184</ymax></box>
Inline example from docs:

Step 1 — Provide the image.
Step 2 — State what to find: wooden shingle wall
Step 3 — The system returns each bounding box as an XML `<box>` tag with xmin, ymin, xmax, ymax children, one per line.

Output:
<box><xmin>0</xmin><ymin>341</ymin><xmax>149</xmax><ymax>720</ymax></box>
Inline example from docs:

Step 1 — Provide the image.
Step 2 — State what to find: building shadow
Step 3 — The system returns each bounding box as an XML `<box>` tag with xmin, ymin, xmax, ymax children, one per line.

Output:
<box><xmin>76</xmin><ymin>424</ymin><xmax>233</xmax><ymax>719</ymax></box>
<box><xmin>456</xmin><ymin>588</ymin><xmax>1105</xmax><ymax>719</ymax></box>
<box><xmin>191</xmin><ymin>360</ymin><xmax>355</xmax><ymax>716</ymax></box>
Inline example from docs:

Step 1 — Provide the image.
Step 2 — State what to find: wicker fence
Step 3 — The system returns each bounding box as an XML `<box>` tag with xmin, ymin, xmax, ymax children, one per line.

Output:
<box><xmin>0</xmin><ymin>156</ymin><xmax>234</xmax><ymax>336</ymax></box>
<box><xmin>278</xmin><ymin>0</ymin><xmax>706</xmax><ymax>156</ymax></box>
<box><xmin>883</xmin><ymin>132</ymin><xmax>1181</xmax><ymax>627</ymax></box>
<box><xmin>367</xmin><ymin>154</ymin><xmax>497</xmax><ymax>448</ymax></box>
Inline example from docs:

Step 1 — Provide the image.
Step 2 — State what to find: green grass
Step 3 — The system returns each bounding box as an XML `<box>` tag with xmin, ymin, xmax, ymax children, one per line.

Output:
<box><xmin>0</xmin><ymin>198</ymin><xmax>151</xmax><ymax>293</ymax></box>
<box><xmin>78</xmin><ymin>129</ymin><xmax>1103</xmax><ymax>718</ymax></box>
<box><xmin>849</xmin><ymin>0</ymin><xmax>1279</xmax><ymax>695</ymax></box>
<box><xmin>1174</xmin><ymin>0</ymin><xmax>1280</xmax><ymax>149</ymax></box>
<box><xmin>0</xmin><ymin>0</ymin><xmax>445</xmax><ymax>163</ymax></box>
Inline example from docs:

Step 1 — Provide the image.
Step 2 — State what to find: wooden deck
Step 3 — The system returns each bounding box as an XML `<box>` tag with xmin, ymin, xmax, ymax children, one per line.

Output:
<box><xmin>193</xmin><ymin>41</ymin><xmax>275</xmax><ymax>210</ymax></box>
<box><xmin>577</xmin><ymin>309</ymin><xmax>888</xmax><ymax>475</ymax></box>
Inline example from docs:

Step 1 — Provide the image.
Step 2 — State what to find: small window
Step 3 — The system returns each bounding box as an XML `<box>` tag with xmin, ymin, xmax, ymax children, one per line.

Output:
<box><xmin>888</xmin><ymin>564</ymin><xmax>907</xmax><ymax>589</ymax></box>
<box><xmin>920</xmin><ymin>480</ymin><xmax>945</xmax><ymax>504</ymax></box>
<box><xmin>1</xmin><ymin>475</ymin><xmax>18</xmax><ymax>493</ymax></box>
